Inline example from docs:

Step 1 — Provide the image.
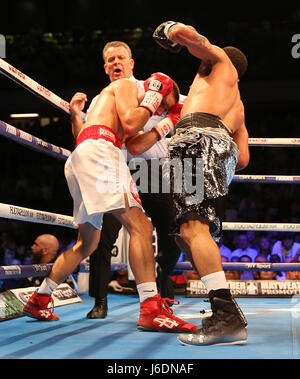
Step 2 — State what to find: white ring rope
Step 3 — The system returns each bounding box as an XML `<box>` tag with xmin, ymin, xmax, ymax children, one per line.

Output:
<box><xmin>248</xmin><ymin>137</ymin><xmax>300</xmax><ymax>147</ymax></box>
<box><xmin>0</xmin><ymin>58</ymin><xmax>73</xmax><ymax>116</ymax></box>
<box><xmin>0</xmin><ymin>202</ymin><xmax>300</xmax><ymax>232</ymax></box>
<box><xmin>0</xmin><ymin>202</ymin><xmax>76</xmax><ymax>229</ymax></box>
<box><xmin>223</xmin><ymin>222</ymin><xmax>300</xmax><ymax>232</ymax></box>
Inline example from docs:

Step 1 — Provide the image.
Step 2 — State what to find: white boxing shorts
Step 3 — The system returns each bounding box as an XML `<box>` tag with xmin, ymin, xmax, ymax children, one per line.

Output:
<box><xmin>65</xmin><ymin>125</ymin><xmax>143</xmax><ymax>230</ymax></box>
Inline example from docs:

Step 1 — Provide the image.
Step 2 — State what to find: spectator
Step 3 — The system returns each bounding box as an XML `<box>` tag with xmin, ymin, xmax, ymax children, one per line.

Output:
<box><xmin>20</xmin><ymin>234</ymin><xmax>60</xmax><ymax>288</ymax></box>
<box><xmin>257</xmin><ymin>235</ymin><xmax>272</xmax><ymax>260</ymax></box>
<box><xmin>246</xmin><ymin>231</ymin><xmax>260</xmax><ymax>251</ymax></box>
<box><xmin>269</xmin><ymin>254</ymin><xmax>285</xmax><ymax>280</ymax></box>
<box><xmin>217</xmin><ymin>234</ymin><xmax>232</xmax><ymax>260</ymax></box>
<box><xmin>221</xmin><ymin>256</ymin><xmax>240</xmax><ymax>281</ymax></box>
<box><xmin>0</xmin><ymin>231</ymin><xmax>21</xmax><ymax>266</ymax></box>
<box><xmin>239</xmin><ymin>255</ymin><xmax>255</xmax><ymax>280</ymax></box>
<box><xmin>286</xmin><ymin>259</ymin><xmax>300</xmax><ymax>280</ymax></box>
<box><xmin>1</xmin><ymin>234</ymin><xmax>60</xmax><ymax>290</ymax></box>
<box><xmin>271</xmin><ymin>232</ymin><xmax>300</xmax><ymax>262</ymax></box>
<box><xmin>231</xmin><ymin>234</ymin><xmax>258</xmax><ymax>261</ymax></box>
<box><xmin>30</xmin><ymin>234</ymin><xmax>59</xmax><ymax>265</ymax></box>
<box><xmin>253</xmin><ymin>255</ymin><xmax>276</xmax><ymax>281</ymax></box>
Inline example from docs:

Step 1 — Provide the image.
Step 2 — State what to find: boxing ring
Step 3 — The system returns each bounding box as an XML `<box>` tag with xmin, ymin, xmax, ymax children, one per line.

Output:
<box><xmin>0</xmin><ymin>58</ymin><xmax>300</xmax><ymax>360</ymax></box>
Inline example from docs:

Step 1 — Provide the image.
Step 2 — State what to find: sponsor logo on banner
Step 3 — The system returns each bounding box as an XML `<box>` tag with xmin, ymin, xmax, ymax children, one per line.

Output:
<box><xmin>8</xmin><ymin>65</ymin><xmax>26</xmax><ymax>80</ymax></box>
<box><xmin>33</xmin><ymin>264</ymin><xmax>49</xmax><ymax>274</ymax></box>
<box><xmin>246</xmin><ymin>263</ymin><xmax>272</xmax><ymax>270</ymax></box>
<box><xmin>19</xmin><ymin>130</ymin><xmax>33</xmax><ymax>142</ymax></box>
<box><xmin>36</xmin><ymin>138</ymin><xmax>49</xmax><ymax>149</ymax></box>
<box><xmin>60</xmin><ymin>99</ymin><xmax>70</xmax><ymax>111</ymax></box>
<box><xmin>11</xmin><ymin>284</ymin><xmax>82</xmax><ymax>308</ymax></box>
<box><xmin>248</xmin><ymin>138</ymin><xmax>267</xmax><ymax>143</ymax></box>
<box><xmin>36</xmin><ymin>212</ymin><xmax>56</xmax><ymax>223</ymax></box>
<box><xmin>0</xmin><ymin>290</ymin><xmax>24</xmax><ymax>321</ymax></box>
<box><xmin>9</xmin><ymin>206</ymin><xmax>34</xmax><ymax>219</ymax></box>
<box><xmin>186</xmin><ymin>280</ymin><xmax>300</xmax><ymax>297</ymax></box>
<box><xmin>6</xmin><ymin>124</ymin><xmax>17</xmax><ymax>135</ymax></box>
<box><xmin>37</xmin><ymin>85</ymin><xmax>51</xmax><ymax>97</ymax></box>
<box><xmin>3</xmin><ymin>265</ymin><xmax>21</xmax><ymax>277</ymax></box>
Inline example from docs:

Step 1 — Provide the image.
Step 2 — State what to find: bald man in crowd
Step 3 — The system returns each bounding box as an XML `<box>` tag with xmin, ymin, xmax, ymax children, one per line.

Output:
<box><xmin>30</xmin><ymin>234</ymin><xmax>59</xmax><ymax>264</ymax></box>
<box><xmin>21</xmin><ymin>234</ymin><xmax>60</xmax><ymax>287</ymax></box>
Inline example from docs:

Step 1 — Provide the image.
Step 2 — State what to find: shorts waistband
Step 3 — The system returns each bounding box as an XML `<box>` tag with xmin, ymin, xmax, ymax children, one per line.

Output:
<box><xmin>176</xmin><ymin>112</ymin><xmax>233</xmax><ymax>137</ymax></box>
<box><xmin>75</xmin><ymin>125</ymin><xmax>122</xmax><ymax>149</ymax></box>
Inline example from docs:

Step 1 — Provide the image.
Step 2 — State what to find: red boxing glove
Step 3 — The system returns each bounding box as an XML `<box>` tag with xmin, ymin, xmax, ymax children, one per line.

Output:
<box><xmin>144</xmin><ymin>72</ymin><xmax>173</xmax><ymax>97</ymax></box>
<box><xmin>140</xmin><ymin>72</ymin><xmax>173</xmax><ymax>115</ymax></box>
<box><xmin>153</xmin><ymin>103</ymin><xmax>183</xmax><ymax>140</ymax></box>
<box><xmin>167</xmin><ymin>103</ymin><xmax>183</xmax><ymax>126</ymax></box>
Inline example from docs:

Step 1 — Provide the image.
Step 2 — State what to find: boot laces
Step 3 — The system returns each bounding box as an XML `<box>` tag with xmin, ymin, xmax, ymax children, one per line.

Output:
<box><xmin>160</xmin><ymin>297</ymin><xmax>179</xmax><ymax>314</ymax></box>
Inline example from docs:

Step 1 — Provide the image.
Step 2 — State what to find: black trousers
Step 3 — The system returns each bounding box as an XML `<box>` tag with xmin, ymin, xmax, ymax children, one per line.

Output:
<box><xmin>89</xmin><ymin>160</ymin><xmax>181</xmax><ymax>300</ymax></box>
<box><xmin>88</xmin><ymin>213</ymin><xmax>121</xmax><ymax>299</ymax></box>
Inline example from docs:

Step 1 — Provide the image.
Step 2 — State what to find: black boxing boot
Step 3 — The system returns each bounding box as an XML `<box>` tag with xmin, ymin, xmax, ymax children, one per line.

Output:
<box><xmin>201</xmin><ymin>289</ymin><xmax>248</xmax><ymax>328</ymax></box>
<box><xmin>178</xmin><ymin>289</ymin><xmax>247</xmax><ymax>346</ymax></box>
<box><xmin>86</xmin><ymin>297</ymin><xmax>108</xmax><ymax>319</ymax></box>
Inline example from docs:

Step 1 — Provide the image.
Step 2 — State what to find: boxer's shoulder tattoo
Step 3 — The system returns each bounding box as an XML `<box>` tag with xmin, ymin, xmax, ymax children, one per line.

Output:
<box><xmin>193</xmin><ymin>32</ymin><xmax>212</xmax><ymax>49</ymax></box>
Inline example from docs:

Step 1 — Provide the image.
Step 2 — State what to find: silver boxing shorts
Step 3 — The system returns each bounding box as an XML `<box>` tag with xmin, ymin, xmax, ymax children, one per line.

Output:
<box><xmin>163</xmin><ymin>112</ymin><xmax>239</xmax><ymax>240</ymax></box>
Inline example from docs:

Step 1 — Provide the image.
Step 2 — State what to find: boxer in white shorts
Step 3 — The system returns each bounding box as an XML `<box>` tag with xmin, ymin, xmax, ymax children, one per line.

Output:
<box><xmin>23</xmin><ymin>71</ymin><xmax>198</xmax><ymax>333</ymax></box>
<box><xmin>65</xmin><ymin>125</ymin><xmax>142</xmax><ymax>230</ymax></box>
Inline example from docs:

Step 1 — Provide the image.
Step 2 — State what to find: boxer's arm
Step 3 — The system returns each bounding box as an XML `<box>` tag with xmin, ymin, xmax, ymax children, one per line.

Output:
<box><xmin>125</xmin><ymin>130</ymin><xmax>159</xmax><ymax>155</ymax></box>
<box><xmin>70</xmin><ymin>92</ymin><xmax>87</xmax><ymax>138</ymax></box>
<box><xmin>233</xmin><ymin>123</ymin><xmax>250</xmax><ymax>171</ymax></box>
<box><xmin>113</xmin><ymin>79</ymin><xmax>151</xmax><ymax>136</ymax></box>
<box><xmin>167</xmin><ymin>23</ymin><xmax>224</xmax><ymax>63</ymax></box>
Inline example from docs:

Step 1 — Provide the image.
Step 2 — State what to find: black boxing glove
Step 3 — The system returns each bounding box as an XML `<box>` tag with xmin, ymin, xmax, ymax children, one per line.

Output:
<box><xmin>153</xmin><ymin>21</ymin><xmax>182</xmax><ymax>53</ymax></box>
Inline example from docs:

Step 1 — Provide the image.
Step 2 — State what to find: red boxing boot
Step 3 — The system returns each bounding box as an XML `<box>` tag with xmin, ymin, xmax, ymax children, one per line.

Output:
<box><xmin>137</xmin><ymin>294</ymin><xmax>198</xmax><ymax>332</ymax></box>
<box><xmin>23</xmin><ymin>291</ymin><xmax>59</xmax><ymax>321</ymax></box>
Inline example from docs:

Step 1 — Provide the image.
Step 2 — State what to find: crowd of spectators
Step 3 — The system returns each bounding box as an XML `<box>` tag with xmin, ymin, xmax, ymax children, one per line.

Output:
<box><xmin>179</xmin><ymin>231</ymin><xmax>300</xmax><ymax>285</ymax></box>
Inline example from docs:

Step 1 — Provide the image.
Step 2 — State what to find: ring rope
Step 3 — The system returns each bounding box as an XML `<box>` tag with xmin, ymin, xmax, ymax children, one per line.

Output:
<box><xmin>1</xmin><ymin>202</ymin><xmax>300</xmax><ymax>232</ymax></box>
<box><xmin>1</xmin><ymin>121</ymin><xmax>299</xmax><ymax>184</ymax></box>
<box><xmin>248</xmin><ymin>137</ymin><xmax>300</xmax><ymax>147</ymax></box>
<box><xmin>1</xmin><ymin>261</ymin><xmax>300</xmax><ymax>281</ymax></box>
<box><xmin>223</xmin><ymin>222</ymin><xmax>300</xmax><ymax>232</ymax></box>
<box><xmin>175</xmin><ymin>262</ymin><xmax>300</xmax><ymax>272</ymax></box>
<box><xmin>0</xmin><ymin>202</ymin><xmax>76</xmax><ymax>229</ymax></box>
<box><xmin>0</xmin><ymin>58</ymin><xmax>74</xmax><ymax>116</ymax></box>
<box><xmin>232</xmin><ymin>175</ymin><xmax>300</xmax><ymax>184</ymax></box>
<box><xmin>0</xmin><ymin>262</ymin><xmax>127</xmax><ymax>280</ymax></box>
<box><xmin>0</xmin><ymin>120</ymin><xmax>71</xmax><ymax>160</ymax></box>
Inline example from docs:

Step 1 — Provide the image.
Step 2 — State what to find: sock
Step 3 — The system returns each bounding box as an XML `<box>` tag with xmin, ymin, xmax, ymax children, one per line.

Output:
<box><xmin>137</xmin><ymin>282</ymin><xmax>158</xmax><ymax>303</ymax></box>
<box><xmin>38</xmin><ymin>277</ymin><xmax>58</xmax><ymax>294</ymax></box>
<box><xmin>201</xmin><ymin>271</ymin><xmax>228</xmax><ymax>293</ymax></box>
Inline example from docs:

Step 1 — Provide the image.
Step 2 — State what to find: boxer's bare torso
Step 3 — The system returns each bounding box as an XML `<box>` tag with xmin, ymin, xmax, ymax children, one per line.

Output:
<box><xmin>181</xmin><ymin>46</ymin><xmax>244</xmax><ymax>135</ymax></box>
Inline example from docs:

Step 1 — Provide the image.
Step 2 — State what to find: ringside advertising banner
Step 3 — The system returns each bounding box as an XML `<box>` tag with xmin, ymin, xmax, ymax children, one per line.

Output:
<box><xmin>0</xmin><ymin>284</ymin><xmax>81</xmax><ymax>321</ymax></box>
<box><xmin>186</xmin><ymin>280</ymin><xmax>300</xmax><ymax>297</ymax></box>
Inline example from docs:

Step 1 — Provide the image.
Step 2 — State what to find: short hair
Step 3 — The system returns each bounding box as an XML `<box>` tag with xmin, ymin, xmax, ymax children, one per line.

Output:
<box><xmin>223</xmin><ymin>46</ymin><xmax>248</xmax><ymax>79</ymax></box>
<box><xmin>102</xmin><ymin>41</ymin><xmax>132</xmax><ymax>62</ymax></box>
<box><xmin>172</xmin><ymin>79</ymin><xmax>180</xmax><ymax>103</ymax></box>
